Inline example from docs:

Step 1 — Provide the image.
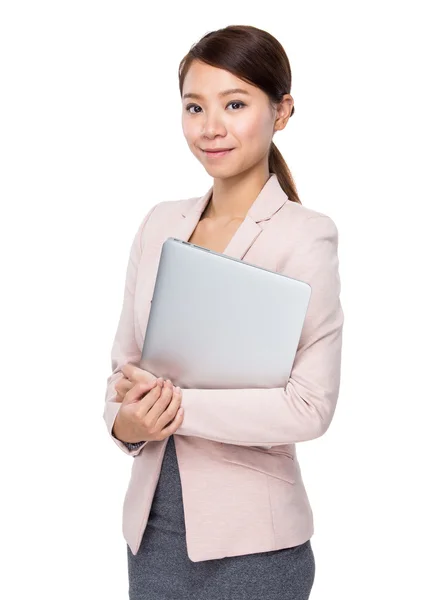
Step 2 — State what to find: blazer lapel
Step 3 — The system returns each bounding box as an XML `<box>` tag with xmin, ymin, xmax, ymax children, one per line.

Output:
<box><xmin>172</xmin><ymin>172</ymin><xmax>290</xmax><ymax>261</ymax></box>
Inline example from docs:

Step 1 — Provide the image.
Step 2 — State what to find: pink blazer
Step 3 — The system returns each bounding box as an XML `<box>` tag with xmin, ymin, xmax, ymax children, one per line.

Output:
<box><xmin>103</xmin><ymin>173</ymin><xmax>344</xmax><ymax>562</ymax></box>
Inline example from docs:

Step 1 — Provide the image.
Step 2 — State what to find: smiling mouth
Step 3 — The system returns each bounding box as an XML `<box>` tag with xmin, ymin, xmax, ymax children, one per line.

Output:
<box><xmin>201</xmin><ymin>148</ymin><xmax>234</xmax><ymax>157</ymax></box>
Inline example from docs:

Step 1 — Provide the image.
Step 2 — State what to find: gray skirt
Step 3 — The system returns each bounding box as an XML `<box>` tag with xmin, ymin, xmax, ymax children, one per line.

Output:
<box><xmin>127</xmin><ymin>435</ymin><xmax>315</xmax><ymax>600</ymax></box>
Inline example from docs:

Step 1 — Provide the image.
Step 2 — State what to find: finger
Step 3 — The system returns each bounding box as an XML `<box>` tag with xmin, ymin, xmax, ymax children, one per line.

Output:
<box><xmin>123</xmin><ymin>378</ymin><xmax>161</xmax><ymax>405</ymax></box>
<box><xmin>120</xmin><ymin>363</ymin><xmax>141</xmax><ymax>381</ymax></box>
<box><xmin>114</xmin><ymin>385</ymin><xmax>133</xmax><ymax>402</ymax></box>
<box><xmin>155</xmin><ymin>385</ymin><xmax>182</xmax><ymax>430</ymax></box>
<box><xmin>114</xmin><ymin>374</ymin><xmax>127</xmax><ymax>402</ymax></box>
<box><xmin>132</xmin><ymin>368</ymin><xmax>158</xmax><ymax>384</ymax></box>
<box><xmin>121</xmin><ymin>363</ymin><xmax>158</xmax><ymax>386</ymax></box>
<box><xmin>138</xmin><ymin>379</ymin><xmax>174</xmax><ymax>422</ymax></box>
<box><xmin>156</xmin><ymin>405</ymin><xmax>185</xmax><ymax>440</ymax></box>
<box><xmin>115</xmin><ymin>378</ymin><xmax>134</xmax><ymax>398</ymax></box>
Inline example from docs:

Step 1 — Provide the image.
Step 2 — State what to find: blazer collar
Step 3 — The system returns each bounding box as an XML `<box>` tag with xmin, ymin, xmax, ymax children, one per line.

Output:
<box><xmin>174</xmin><ymin>172</ymin><xmax>289</xmax><ymax>260</ymax></box>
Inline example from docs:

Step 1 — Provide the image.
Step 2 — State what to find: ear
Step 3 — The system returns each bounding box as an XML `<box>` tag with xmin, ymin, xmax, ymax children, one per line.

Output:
<box><xmin>274</xmin><ymin>94</ymin><xmax>294</xmax><ymax>132</ymax></box>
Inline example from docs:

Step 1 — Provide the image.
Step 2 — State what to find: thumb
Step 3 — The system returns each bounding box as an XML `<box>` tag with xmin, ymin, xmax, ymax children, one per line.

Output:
<box><xmin>122</xmin><ymin>379</ymin><xmax>158</xmax><ymax>405</ymax></box>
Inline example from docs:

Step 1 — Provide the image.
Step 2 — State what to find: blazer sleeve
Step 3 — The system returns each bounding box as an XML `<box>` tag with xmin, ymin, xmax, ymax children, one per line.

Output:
<box><xmin>103</xmin><ymin>203</ymin><xmax>159</xmax><ymax>457</ymax></box>
<box><xmin>174</xmin><ymin>215</ymin><xmax>344</xmax><ymax>447</ymax></box>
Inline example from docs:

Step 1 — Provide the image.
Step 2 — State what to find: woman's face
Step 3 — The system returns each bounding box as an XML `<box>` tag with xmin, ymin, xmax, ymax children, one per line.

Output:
<box><xmin>181</xmin><ymin>60</ymin><xmax>285</xmax><ymax>179</ymax></box>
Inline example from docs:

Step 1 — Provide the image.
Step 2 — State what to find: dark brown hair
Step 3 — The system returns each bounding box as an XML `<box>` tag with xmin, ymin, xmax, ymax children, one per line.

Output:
<box><xmin>178</xmin><ymin>25</ymin><xmax>301</xmax><ymax>204</ymax></box>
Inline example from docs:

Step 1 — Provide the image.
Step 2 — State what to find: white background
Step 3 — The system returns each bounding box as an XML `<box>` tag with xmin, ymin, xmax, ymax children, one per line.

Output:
<box><xmin>1</xmin><ymin>1</ymin><xmax>430</xmax><ymax>598</ymax></box>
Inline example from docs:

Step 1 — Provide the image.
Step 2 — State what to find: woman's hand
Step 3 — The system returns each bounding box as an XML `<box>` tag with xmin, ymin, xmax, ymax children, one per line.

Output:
<box><xmin>114</xmin><ymin>364</ymin><xmax>157</xmax><ymax>403</ymax></box>
<box><xmin>112</xmin><ymin>378</ymin><xmax>184</xmax><ymax>444</ymax></box>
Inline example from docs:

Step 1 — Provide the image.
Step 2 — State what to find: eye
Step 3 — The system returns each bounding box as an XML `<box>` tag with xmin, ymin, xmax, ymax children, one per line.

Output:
<box><xmin>227</xmin><ymin>101</ymin><xmax>245</xmax><ymax>110</ymax></box>
<box><xmin>185</xmin><ymin>104</ymin><xmax>202</xmax><ymax>114</ymax></box>
<box><xmin>185</xmin><ymin>100</ymin><xmax>246</xmax><ymax>114</ymax></box>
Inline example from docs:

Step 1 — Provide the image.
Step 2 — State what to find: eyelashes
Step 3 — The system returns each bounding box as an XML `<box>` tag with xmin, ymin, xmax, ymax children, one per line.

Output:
<box><xmin>185</xmin><ymin>101</ymin><xmax>246</xmax><ymax>114</ymax></box>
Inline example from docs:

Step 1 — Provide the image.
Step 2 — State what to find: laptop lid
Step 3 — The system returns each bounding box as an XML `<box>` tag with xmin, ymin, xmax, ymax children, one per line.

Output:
<box><xmin>140</xmin><ymin>237</ymin><xmax>311</xmax><ymax>390</ymax></box>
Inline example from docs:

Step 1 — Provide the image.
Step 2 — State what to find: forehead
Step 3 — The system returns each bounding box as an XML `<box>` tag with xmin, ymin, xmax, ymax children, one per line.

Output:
<box><xmin>182</xmin><ymin>60</ymin><xmax>259</xmax><ymax>100</ymax></box>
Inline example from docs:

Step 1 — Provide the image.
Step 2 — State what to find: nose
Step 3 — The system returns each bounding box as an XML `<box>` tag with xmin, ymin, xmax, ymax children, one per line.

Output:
<box><xmin>200</xmin><ymin>110</ymin><xmax>227</xmax><ymax>138</ymax></box>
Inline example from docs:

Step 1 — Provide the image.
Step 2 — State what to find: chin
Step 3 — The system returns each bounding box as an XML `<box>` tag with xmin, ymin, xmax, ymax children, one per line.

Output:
<box><xmin>205</xmin><ymin>168</ymin><xmax>235</xmax><ymax>180</ymax></box>
<box><xmin>203</xmin><ymin>162</ymin><xmax>241</xmax><ymax>177</ymax></box>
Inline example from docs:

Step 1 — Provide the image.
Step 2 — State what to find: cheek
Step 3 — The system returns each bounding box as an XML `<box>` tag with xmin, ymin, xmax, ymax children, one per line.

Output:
<box><xmin>182</xmin><ymin>121</ymin><xmax>201</xmax><ymax>152</ymax></box>
<box><xmin>181</xmin><ymin>117</ymin><xmax>192</xmax><ymax>138</ymax></box>
<box><xmin>234</xmin><ymin>113</ymin><xmax>272</xmax><ymax>149</ymax></box>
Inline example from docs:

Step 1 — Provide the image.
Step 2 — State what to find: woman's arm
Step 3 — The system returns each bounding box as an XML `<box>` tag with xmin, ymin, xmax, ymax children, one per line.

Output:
<box><xmin>103</xmin><ymin>203</ymin><xmax>159</xmax><ymax>457</ymax></box>
<box><xmin>173</xmin><ymin>215</ymin><xmax>344</xmax><ymax>447</ymax></box>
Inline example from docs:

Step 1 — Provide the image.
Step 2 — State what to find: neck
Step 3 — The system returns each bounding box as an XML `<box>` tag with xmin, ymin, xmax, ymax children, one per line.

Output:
<box><xmin>204</xmin><ymin>165</ymin><xmax>271</xmax><ymax>221</ymax></box>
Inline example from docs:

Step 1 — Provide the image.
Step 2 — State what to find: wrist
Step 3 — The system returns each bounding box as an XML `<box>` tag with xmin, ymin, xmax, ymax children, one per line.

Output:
<box><xmin>112</xmin><ymin>412</ymin><xmax>125</xmax><ymax>442</ymax></box>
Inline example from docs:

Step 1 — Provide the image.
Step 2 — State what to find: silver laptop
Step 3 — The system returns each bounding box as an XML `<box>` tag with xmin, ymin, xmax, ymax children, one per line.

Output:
<box><xmin>140</xmin><ymin>237</ymin><xmax>311</xmax><ymax>390</ymax></box>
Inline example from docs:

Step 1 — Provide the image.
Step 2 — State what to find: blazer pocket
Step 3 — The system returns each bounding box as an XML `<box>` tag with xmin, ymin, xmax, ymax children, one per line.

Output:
<box><xmin>220</xmin><ymin>444</ymin><xmax>297</xmax><ymax>484</ymax></box>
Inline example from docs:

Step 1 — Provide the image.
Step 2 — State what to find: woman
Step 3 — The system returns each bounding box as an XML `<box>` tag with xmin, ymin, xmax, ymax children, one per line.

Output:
<box><xmin>104</xmin><ymin>24</ymin><xmax>343</xmax><ymax>600</ymax></box>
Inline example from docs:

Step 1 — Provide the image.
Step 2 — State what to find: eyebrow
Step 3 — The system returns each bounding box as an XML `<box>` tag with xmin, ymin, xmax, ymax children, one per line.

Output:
<box><xmin>182</xmin><ymin>88</ymin><xmax>251</xmax><ymax>100</ymax></box>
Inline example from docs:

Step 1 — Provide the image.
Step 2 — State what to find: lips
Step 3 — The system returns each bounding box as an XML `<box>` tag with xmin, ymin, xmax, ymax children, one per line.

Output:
<box><xmin>201</xmin><ymin>148</ymin><xmax>234</xmax><ymax>158</ymax></box>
